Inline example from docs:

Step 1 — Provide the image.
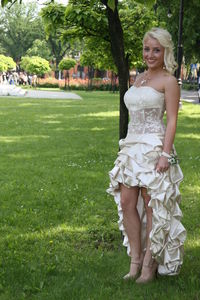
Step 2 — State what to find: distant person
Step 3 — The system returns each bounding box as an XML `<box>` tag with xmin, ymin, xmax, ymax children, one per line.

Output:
<box><xmin>23</xmin><ymin>73</ymin><xmax>28</xmax><ymax>85</ymax></box>
<box><xmin>9</xmin><ymin>73</ymin><xmax>14</xmax><ymax>85</ymax></box>
<box><xmin>32</xmin><ymin>74</ymin><xmax>37</xmax><ymax>87</ymax></box>
<box><xmin>13</xmin><ymin>72</ymin><xmax>19</xmax><ymax>85</ymax></box>
<box><xmin>28</xmin><ymin>75</ymin><xmax>32</xmax><ymax>86</ymax></box>
<box><xmin>2</xmin><ymin>72</ymin><xmax>6</xmax><ymax>82</ymax></box>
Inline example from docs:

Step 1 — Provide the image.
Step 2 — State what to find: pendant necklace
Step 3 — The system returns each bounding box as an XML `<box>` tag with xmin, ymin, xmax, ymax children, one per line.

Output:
<box><xmin>140</xmin><ymin>72</ymin><xmax>151</xmax><ymax>86</ymax></box>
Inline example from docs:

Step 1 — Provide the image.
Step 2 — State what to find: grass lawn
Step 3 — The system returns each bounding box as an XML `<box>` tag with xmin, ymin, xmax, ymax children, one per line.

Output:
<box><xmin>0</xmin><ymin>91</ymin><xmax>199</xmax><ymax>300</ymax></box>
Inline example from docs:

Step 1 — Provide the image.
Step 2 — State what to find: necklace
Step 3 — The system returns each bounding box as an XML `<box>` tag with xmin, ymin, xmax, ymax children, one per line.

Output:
<box><xmin>140</xmin><ymin>72</ymin><xmax>151</xmax><ymax>86</ymax></box>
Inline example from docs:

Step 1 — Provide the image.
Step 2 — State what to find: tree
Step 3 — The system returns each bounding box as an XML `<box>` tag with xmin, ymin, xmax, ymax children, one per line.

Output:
<box><xmin>0</xmin><ymin>61</ymin><xmax>7</xmax><ymax>72</ymax></box>
<box><xmin>20</xmin><ymin>56</ymin><xmax>50</xmax><ymax>77</ymax></box>
<box><xmin>1</xmin><ymin>0</ymin><xmax>155</xmax><ymax>139</ymax></box>
<box><xmin>40</xmin><ymin>0</ymin><xmax>155</xmax><ymax>138</ymax></box>
<box><xmin>78</xmin><ymin>2</ymin><xmax>155</xmax><ymax>91</ymax></box>
<box><xmin>155</xmin><ymin>0</ymin><xmax>200</xmax><ymax>65</ymax></box>
<box><xmin>79</xmin><ymin>38</ymin><xmax>117</xmax><ymax>89</ymax></box>
<box><xmin>58</xmin><ymin>57</ymin><xmax>76</xmax><ymax>89</ymax></box>
<box><xmin>0</xmin><ymin>54</ymin><xmax>16</xmax><ymax>71</ymax></box>
<box><xmin>0</xmin><ymin>2</ymin><xmax>45</xmax><ymax>61</ymax></box>
<box><xmin>26</xmin><ymin>39</ymin><xmax>52</xmax><ymax>61</ymax></box>
<box><xmin>40</xmin><ymin>4</ymin><xmax>74</xmax><ymax>79</ymax></box>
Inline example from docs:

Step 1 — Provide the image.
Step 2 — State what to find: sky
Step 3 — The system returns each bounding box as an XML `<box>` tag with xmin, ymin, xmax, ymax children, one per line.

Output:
<box><xmin>54</xmin><ymin>0</ymin><xmax>68</xmax><ymax>4</ymax></box>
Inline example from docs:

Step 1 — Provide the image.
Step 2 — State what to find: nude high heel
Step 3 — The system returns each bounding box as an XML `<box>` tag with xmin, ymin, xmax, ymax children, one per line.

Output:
<box><xmin>123</xmin><ymin>255</ymin><xmax>143</xmax><ymax>281</ymax></box>
<box><xmin>135</xmin><ymin>260</ymin><xmax>158</xmax><ymax>284</ymax></box>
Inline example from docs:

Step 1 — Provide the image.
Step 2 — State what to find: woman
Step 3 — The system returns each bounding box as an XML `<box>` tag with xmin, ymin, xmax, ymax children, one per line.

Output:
<box><xmin>107</xmin><ymin>27</ymin><xmax>186</xmax><ymax>283</ymax></box>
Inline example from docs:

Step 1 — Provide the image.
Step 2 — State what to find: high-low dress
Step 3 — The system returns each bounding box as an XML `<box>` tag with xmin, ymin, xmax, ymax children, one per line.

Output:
<box><xmin>107</xmin><ymin>85</ymin><xmax>186</xmax><ymax>276</ymax></box>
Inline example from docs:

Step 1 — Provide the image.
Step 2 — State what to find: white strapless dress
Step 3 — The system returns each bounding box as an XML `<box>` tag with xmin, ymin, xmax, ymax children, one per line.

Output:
<box><xmin>107</xmin><ymin>86</ymin><xmax>186</xmax><ymax>276</ymax></box>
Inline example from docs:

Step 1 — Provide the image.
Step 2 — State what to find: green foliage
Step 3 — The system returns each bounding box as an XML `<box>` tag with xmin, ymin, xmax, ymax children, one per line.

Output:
<box><xmin>182</xmin><ymin>82</ymin><xmax>198</xmax><ymax>91</ymax></box>
<box><xmin>40</xmin><ymin>2</ymin><xmax>65</xmax><ymax>36</ymax></box>
<box><xmin>101</xmin><ymin>0</ymin><xmax>155</xmax><ymax>10</ymax></box>
<box><xmin>0</xmin><ymin>54</ymin><xmax>16</xmax><ymax>71</ymax></box>
<box><xmin>80</xmin><ymin>38</ymin><xmax>116</xmax><ymax>72</ymax></box>
<box><xmin>120</xmin><ymin>0</ymin><xmax>157</xmax><ymax>69</ymax></box>
<box><xmin>0</xmin><ymin>60</ymin><xmax>7</xmax><ymax>71</ymax></box>
<box><xmin>0</xmin><ymin>2</ymin><xmax>45</xmax><ymax>61</ymax></box>
<box><xmin>64</xmin><ymin>1</ymin><xmax>109</xmax><ymax>41</ymax></box>
<box><xmin>52</xmin><ymin>0</ymin><xmax>156</xmax><ymax>71</ymax></box>
<box><xmin>26</xmin><ymin>39</ymin><xmax>52</xmax><ymax>61</ymax></box>
<box><xmin>107</xmin><ymin>0</ymin><xmax>115</xmax><ymax>11</ymax></box>
<box><xmin>0</xmin><ymin>92</ymin><xmax>199</xmax><ymax>299</ymax></box>
<box><xmin>0</xmin><ymin>0</ymin><xmax>15</xmax><ymax>6</ymax></box>
<box><xmin>58</xmin><ymin>57</ymin><xmax>76</xmax><ymax>88</ymax></box>
<box><xmin>40</xmin><ymin>3</ymin><xmax>73</xmax><ymax>70</ymax></box>
<box><xmin>133</xmin><ymin>0</ymin><xmax>155</xmax><ymax>6</ymax></box>
<box><xmin>156</xmin><ymin>0</ymin><xmax>200</xmax><ymax>64</ymax></box>
<box><xmin>58</xmin><ymin>57</ymin><xmax>76</xmax><ymax>71</ymax></box>
<box><xmin>20</xmin><ymin>56</ymin><xmax>50</xmax><ymax>76</ymax></box>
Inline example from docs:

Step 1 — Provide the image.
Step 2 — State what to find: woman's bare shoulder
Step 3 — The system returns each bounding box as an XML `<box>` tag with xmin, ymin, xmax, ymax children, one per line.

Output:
<box><xmin>163</xmin><ymin>73</ymin><xmax>179</xmax><ymax>101</ymax></box>
<box><xmin>163</xmin><ymin>73</ymin><xmax>178</xmax><ymax>88</ymax></box>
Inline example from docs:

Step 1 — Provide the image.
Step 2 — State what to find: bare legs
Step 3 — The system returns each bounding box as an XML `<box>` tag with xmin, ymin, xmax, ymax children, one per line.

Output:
<box><xmin>120</xmin><ymin>184</ymin><xmax>142</xmax><ymax>278</ymax></box>
<box><xmin>140</xmin><ymin>187</ymin><xmax>152</xmax><ymax>265</ymax></box>
<box><xmin>136</xmin><ymin>188</ymin><xmax>157</xmax><ymax>283</ymax></box>
<box><xmin>120</xmin><ymin>184</ymin><xmax>157</xmax><ymax>282</ymax></box>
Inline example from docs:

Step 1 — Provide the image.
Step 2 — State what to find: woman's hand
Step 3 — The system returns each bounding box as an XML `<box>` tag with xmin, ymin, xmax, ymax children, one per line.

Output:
<box><xmin>155</xmin><ymin>156</ymin><xmax>169</xmax><ymax>173</ymax></box>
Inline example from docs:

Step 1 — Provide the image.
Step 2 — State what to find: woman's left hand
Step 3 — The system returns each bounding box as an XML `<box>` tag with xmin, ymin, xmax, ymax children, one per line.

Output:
<box><xmin>155</xmin><ymin>156</ymin><xmax>170</xmax><ymax>173</ymax></box>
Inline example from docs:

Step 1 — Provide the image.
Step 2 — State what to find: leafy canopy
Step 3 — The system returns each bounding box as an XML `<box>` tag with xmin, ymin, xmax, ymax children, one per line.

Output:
<box><xmin>26</xmin><ymin>39</ymin><xmax>52</xmax><ymax>61</ymax></box>
<box><xmin>0</xmin><ymin>54</ymin><xmax>16</xmax><ymax>70</ymax></box>
<box><xmin>0</xmin><ymin>1</ymin><xmax>44</xmax><ymax>61</ymax></box>
<box><xmin>20</xmin><ymin>56</ymin><xmax>50</xmax><ymax>76</ymax></box>
<box><xmin>156</xmin><ymin>0</ymin><xmax>200</xmax><ymax>64</ymax></box>
<box><xmin>41</xmin><ymin>0</ymin><xmax>156</xmax><ymax>72</ymax></box>
<box><xmin>58</xmin><ymin>58</ymin><xmax>76</xmax><ymax>71</ymax></box>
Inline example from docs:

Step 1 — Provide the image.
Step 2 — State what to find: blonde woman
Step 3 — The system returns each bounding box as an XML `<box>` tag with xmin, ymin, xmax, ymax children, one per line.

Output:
<box><xmin>107</xmin><ymin>28</ymin><xmax>186</xmax><ymax>283</ymax></box>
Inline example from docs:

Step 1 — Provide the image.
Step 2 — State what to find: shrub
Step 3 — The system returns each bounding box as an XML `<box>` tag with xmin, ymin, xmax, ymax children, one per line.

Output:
<box><xmin>182</xmin><ymin>82</ymin><xmax>198</xmax><ymax>90</ymax></box>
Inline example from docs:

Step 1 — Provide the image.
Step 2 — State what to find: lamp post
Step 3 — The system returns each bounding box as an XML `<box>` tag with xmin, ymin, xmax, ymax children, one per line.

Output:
<box><xmin>176</xmin><ymin>0</ymin><xmax>184</xmax><ymax>87</ymax></box>
<box><xmin>154</xmin><ymin>0</ymin><xmax>184</xmax><ymax>88</ymax></box>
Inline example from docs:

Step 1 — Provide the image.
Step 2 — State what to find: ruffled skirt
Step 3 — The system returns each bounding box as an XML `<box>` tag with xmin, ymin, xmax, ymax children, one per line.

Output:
<box><xmin>107</xmin><ymin>133</ymin><xmax>186</xmax><ymax>275</ymax></box>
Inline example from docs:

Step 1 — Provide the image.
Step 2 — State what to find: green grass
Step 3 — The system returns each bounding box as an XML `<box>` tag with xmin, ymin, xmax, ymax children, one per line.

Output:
<box><xmin>0</xmin><ymin>91</ymin><xmax>199</xmax><ymax>300</ymax></box>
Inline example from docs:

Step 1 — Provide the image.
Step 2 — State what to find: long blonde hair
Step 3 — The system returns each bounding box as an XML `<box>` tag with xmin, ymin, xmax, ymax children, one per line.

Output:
<box><xmin>143</xmin><ymin>27</ymin><xmax>177</xmax><ymax>74</ymax></box>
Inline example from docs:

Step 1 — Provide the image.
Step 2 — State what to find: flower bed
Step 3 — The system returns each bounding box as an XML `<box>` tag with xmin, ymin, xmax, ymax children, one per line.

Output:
<box><xmin>37</xmin><ymin>77</ymin><xmax>119</xmax><ymax>91</ymax></box>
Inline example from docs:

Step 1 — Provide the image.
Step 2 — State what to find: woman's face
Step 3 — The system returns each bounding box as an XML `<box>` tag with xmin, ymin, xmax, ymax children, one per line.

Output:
<box><xmin>143</xmin><ymin>37</ymin><xmax>165</xmax><ymax>71</ymax></box>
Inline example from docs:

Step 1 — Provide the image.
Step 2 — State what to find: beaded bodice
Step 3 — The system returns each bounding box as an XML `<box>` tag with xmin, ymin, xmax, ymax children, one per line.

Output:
<box><xmin>124</xmin><ymin>86</ymin><xmax>166</xmax><ymax>135</ymax></box>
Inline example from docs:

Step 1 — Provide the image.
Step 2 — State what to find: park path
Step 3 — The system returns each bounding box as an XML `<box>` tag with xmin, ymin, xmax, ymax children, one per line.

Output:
<box><xmin>24</xmin><ymin>89</ymin><xmax>82</xmax><ymax>100</ymax></box>
<box><xmin>1</xmin><ymin>87</ymin><xmax>198</xmax><ymax>103</ymax></box>
<box><xmin>181</xmin><ymin>89</ymin><xmax>199</xmax><ymax>104</ymax></box>
<box><xmin>24</xmin><ymin>88</ymin><xmax>198</xmax><ymax>103</ymax></box>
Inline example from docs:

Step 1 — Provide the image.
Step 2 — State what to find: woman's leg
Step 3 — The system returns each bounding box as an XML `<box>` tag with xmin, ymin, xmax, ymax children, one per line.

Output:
<box><xmin>120</xmin><ymin>184</ymin><xmax>142</xmax><ymax>276</ymax></box>
<box><xmin>136</xmin><ymin>187</ymin><xmax>157</xmax><ymax>283</ymax></box>
<box><xmin>141</xmin><ymin>187</ymin><xmax>152</xmax><ymax>265</ymax></box>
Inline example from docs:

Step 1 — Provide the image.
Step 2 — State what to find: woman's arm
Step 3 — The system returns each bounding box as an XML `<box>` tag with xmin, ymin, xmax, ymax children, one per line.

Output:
<box><xmin>156</xmin><ymin>75</ymin><xmax>180</xmax><ymax>172</ymax></box>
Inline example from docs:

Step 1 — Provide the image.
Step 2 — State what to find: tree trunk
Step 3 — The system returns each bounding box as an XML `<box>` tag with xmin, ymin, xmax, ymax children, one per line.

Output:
<box><xmin>67</xmin><ymin>70</ymin><xmax>69</xmax><ymax>89</ymax></box>
<box><xmin>65</xmin><ymin>73</ymin><xmax>67</xmax><ymax>89</ymax></box>
<box><xmin>105</xmin><ymin>1</ymin><xmax>129</xmax><ymax>140</ymax></box>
